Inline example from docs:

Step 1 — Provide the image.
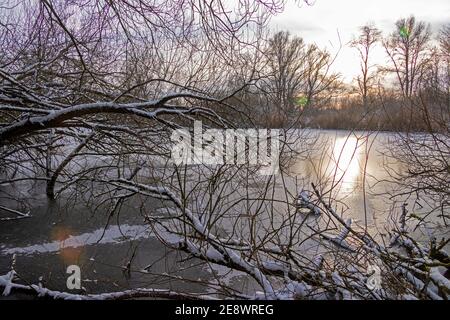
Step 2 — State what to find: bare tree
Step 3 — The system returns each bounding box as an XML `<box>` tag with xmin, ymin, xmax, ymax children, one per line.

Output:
<box><xmin>258</xmin><ymin>34</ymin><xmax>342</xmax><ymax>127</ymax></box>
<box><xmin>383</xmin><ymin>16</ymin><xmax>431</xmax><ymax>98</ymax></box>
<box><xmin>351</xmin><ymin>24</ymin><xmax>381</xmax><ymax>108</ymax></box>
<box><xmin>421</xmin><ymin>25</ymin><xmax>450</xmax><ymax>106</ymax></box>
<box><xmin>303</xmin><ymin>44</ymin><xmax>342</xmax><ymax>110</ymax></box>
<box><xmin>262</xmin><ymin>31</ymin><xmax>307</xmax><ymax>123</ymax></box>
<box><xmin>383</xmin><ymin>25</ymin><xmax>449</xmax><ymax>228</ymax></box>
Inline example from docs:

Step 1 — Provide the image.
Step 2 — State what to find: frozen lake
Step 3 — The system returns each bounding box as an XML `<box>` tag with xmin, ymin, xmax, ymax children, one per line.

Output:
<box><xmin>0</xmin><ymin>129</ymin><xmax>448</xmax><ymax>297</ymax></box>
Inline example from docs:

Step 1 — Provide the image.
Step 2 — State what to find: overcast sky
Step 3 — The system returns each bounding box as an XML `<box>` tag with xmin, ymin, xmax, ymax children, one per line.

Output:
<box><xmin>270</xmin><ymin>0</ymin><xmax>450</xmax><ymax>83</ymax></box>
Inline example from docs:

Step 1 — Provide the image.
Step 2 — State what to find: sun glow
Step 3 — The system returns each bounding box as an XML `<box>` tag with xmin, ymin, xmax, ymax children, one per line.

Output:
<box><xmin>328</xmin><ymin>136</ymin><xmax>362</xmax><ymax>192</ymax></box>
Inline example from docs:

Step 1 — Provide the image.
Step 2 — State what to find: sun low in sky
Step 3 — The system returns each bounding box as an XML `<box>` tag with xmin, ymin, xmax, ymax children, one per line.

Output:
<box><xmin>271</xmin><ymin>0</ymin><xmax>450</xmax><ymax>83</ymax></box>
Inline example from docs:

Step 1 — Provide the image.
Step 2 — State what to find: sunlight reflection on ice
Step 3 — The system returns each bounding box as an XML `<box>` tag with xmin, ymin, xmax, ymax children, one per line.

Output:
<box><xmin>327</xmin><ymin>136</ymin><xmax>362</xmax><ymax>192</ymax></box>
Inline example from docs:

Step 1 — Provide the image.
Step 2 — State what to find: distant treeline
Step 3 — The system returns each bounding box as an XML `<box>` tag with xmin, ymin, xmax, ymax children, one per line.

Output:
<box><xmin>228</xmin><ymin>17</ymin><xmax>449</xmax><ymax>133</ymax></box>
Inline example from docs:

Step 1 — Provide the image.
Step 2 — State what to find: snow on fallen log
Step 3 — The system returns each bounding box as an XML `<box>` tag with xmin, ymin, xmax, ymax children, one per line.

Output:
<box><xmin>0</xmin><ymin>252</ymin><xmax>216</xmax><ymax>300</ymax></box>
<box><xmin>296</xmin><ymin>190</ymin><xmax>322</xmax><ymax>215</ymax></box>
<box><xmin>394</xmin><ymin>266</ymin><xmax>443</xmax><ymax>300</ymax></box>
<box><xmin>321</xmin><ymin>218</ymin><xmax>355</xmax><ymax>252</ymax></box>
<box><xmin>1</xmin><ymin>270</ymin><xmax>16</xmax><ymax>296</ymax></box>
<box><xmin>0</xmin><ymin>275</ymin><xmax>217</xmax><ymax>300</ymax></box>
<box><xmin>429</xmin><ymin>267</ymin><xmax>450</xmax><ymax>298</ymax></box>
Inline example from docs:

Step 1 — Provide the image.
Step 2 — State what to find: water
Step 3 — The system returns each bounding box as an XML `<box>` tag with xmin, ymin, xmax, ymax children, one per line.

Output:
<box><xmin>0</xmin><ymin>129</ymin><xmax>447</xmax><ymax>297</ymax></box>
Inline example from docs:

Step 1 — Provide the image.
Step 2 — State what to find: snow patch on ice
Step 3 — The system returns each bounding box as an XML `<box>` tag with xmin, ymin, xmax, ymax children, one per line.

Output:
<box><xmin>1</xmin><ymin>224</ymin><xmax>150</xmax><ymax>256</ymax></box>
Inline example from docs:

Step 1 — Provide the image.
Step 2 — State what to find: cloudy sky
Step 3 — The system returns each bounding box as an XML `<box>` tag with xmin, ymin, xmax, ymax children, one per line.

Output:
<box><xmin>270</xmin><ymin>0</ymin><xmax>450</xmax><ymax>83</ymax></box>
